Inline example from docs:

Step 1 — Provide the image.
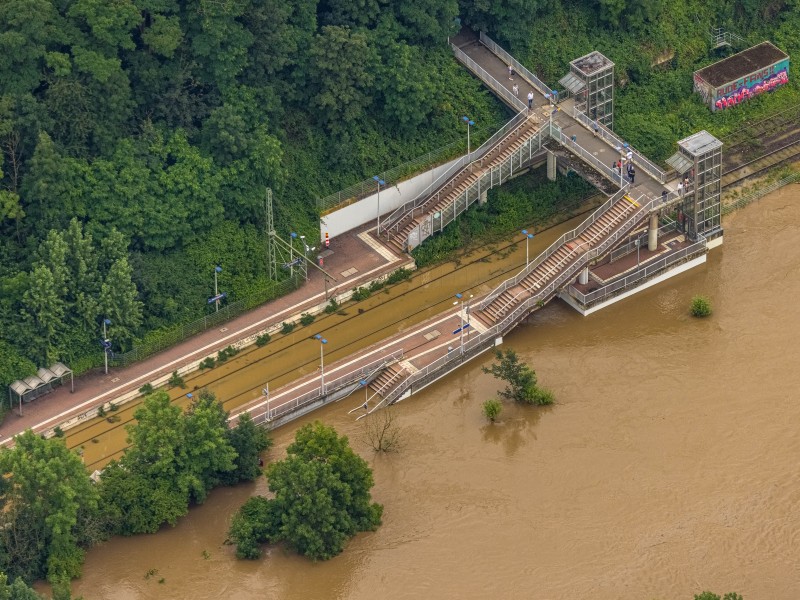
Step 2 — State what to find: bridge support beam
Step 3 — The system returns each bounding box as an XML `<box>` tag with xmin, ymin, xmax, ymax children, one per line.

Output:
<box><xmin>578</xmin><ymin>266</ymin><xmax>589</xmax><ymax>285</ymax></box>
<box><xmin>648</xmin><ymin>213</ymin><xmax>658</xmax><ymax>251</ymax></box>
<box><xmin>547</xmin><ymin>151</ymin><xmax>557</xmax><ymax>181</ymax></box>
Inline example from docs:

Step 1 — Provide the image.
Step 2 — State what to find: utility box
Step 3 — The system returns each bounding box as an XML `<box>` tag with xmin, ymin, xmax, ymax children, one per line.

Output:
<box><xmin>693</xmin><ymin>41</ymin><xmax>789</xmax><ymax>111</ymax></box>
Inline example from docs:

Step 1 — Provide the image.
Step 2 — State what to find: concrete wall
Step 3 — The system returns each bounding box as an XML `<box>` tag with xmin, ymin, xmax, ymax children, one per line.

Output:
<box><xmin>320</xmin><ymin>157</ymin><xmax>460</xmax><ymax>241</ymax></box>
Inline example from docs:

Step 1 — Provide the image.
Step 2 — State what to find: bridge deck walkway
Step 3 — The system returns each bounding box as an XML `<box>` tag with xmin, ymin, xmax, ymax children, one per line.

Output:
<box><xmin>458</xmin><ymin>31</ymin><xmax>673</xmax><ymax>201</ymax></box>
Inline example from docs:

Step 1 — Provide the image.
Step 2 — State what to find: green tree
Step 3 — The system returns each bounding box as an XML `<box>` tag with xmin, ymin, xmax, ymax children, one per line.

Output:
<box><xmin>100</xmin><ymin>392</ymin><xmax>188</xmax><ymax>534</ymax></box>
<box><xmin>183</xmin><ymin>391</ymin><xmax>237</xmax><ymax>502</ymax></box>
<box><xmin>0</xmin><ymin>431</ymin><xmax>98</xmax><ymax>585</ymax></box>
<box><xmin>482</xmin><ymin>398</ymin><xmax>502</xmax><ymax>423</ymax></box>
<box><xmin>309</xmin><ymin>26</ymin><xmax>378</xmax><ymax>135</ymax></box>
<box><xmin>99</xmin><ymin>256</ymin><xmax>142</xmax><ymax>349</ymax></box>
<box><xmin>229</xmin><ymin>422</ymin><xmax>382</xmax><ymax>561</ymax></box>
<box><xmin>21</xmin><ymin>265</ymin><xmax>65</xmax><ymax>363</ymax></box>
<box><xmin>482</xmin><ymin>349</ymin><xmax>553</xmax><ymax>406</ymax></box>
<box><xmin>220</xmin><ymin>412</ymin><xmax>272</xmax><ymax>486</ymax></box>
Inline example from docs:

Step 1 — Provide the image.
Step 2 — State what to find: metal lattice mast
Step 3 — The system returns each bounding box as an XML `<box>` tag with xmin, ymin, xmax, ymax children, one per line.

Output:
<box><xmin>266</xmin><ymin>188</ymin><xmax>277</xmax><ymax>282</ymax></box>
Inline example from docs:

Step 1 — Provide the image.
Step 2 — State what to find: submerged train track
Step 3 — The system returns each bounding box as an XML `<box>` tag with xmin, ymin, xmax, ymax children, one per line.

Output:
<box><xmin>63</xmin><ymin>137</ymin><xmax>800</xmax><ymax>469</ymax></box>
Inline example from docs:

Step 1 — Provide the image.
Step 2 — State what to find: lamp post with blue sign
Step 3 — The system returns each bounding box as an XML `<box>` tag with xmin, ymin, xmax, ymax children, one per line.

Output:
<box><xmin>462</xmin><ymin>116</ymin><xmax>475</xmax><ymax>158</ymax></box>
<box><xmin>522</xmin><ymin>229</ymin><xmax>534</xmax><ymax>267</ymax></box>
<box><xmin>372</xmin><ymin>176</ymin><xmax>385</xmax><ymax>233</ymax></box>
<box><xmin>102</xmin><ymin>318</ymin><xmax>112</xmax><ymax>374</ymax></box>
<box><xmin>213</xmin><ymin>266</ymin><xmax>222</xmax><ymax>312</ymax></box>
<box><xmin>452</xmin><ymin>293</ymin><xmax>472</xmax><ymax>354</ymax></box>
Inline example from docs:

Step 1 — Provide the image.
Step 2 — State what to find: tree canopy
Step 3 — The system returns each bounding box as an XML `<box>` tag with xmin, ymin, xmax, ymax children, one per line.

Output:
<box><xmin>229</xmin><ymin>421</ymin><xmax>382</xmax><ymax>561</ymax></box>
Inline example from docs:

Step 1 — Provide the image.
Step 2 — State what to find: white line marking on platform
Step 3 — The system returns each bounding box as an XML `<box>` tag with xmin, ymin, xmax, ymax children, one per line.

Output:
<box><xmin>358</xmin><ymin>231</ymin><xmax>400</xmax><ymax>263</ymax></box>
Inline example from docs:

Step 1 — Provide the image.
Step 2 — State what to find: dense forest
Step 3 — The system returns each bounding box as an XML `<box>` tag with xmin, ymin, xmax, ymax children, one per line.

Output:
<box><xmin>1</xmin><ymin>0</ymin><xmax>798</xmax><ymax>389</ymax></box>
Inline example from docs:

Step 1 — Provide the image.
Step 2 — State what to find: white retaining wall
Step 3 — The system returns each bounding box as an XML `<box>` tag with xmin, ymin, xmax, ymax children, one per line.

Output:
<box><xmin>320</xmin><ymin>157</ymin><xmax>460</xmax><ymax>240</ymax></box>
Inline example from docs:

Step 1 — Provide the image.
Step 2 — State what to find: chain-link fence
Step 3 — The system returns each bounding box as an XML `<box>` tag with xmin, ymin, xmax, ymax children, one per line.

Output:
<box><xmin>317</xmin><ymin>120</ymin><xmax>505</xmax><ymax>215</ymax></box>
<box><xmin>109</xmin><ymin>275</ymin><xmax>303</xmax><ymax>368</ymax></box>
<box><xmin>722</xmin><ymin>171</ymin><xmax>800</xmax><ymax>215</ymax></box>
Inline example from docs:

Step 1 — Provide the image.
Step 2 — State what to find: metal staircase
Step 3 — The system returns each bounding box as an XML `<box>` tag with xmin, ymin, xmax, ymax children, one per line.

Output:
<box><xmin>474</xmin><ymin>189</ymin><xmax>654</xmax><ymax>325</ymax></box>
<box><xmin>380</xmin><ymin>112</ymin><xmax>549</xmax><ymax>254</ymax></box>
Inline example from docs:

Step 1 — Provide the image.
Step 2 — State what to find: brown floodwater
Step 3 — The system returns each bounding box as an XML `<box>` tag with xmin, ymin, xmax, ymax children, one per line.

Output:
<box><xmin>64</xmin><ymin>185</ymin><xmax>800</xmax><ymax>599</ymax></box>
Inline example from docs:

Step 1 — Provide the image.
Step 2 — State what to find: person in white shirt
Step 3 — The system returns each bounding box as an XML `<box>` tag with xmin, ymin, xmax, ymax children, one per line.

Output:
<box><xmin>527</xmin><ymin>91</ymin><xmax>534</xmax><ymax>109</ymax></box>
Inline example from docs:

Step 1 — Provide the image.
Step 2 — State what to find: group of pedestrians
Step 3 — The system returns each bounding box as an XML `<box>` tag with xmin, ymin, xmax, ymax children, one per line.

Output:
<box><xmin>611</xmin><ymin>149</ymin><xmax>636</xmax><ymax>184</ymax></box>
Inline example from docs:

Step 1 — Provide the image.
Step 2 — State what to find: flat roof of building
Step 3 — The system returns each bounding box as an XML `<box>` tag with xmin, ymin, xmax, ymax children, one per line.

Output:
<box><xmin>570</xmin><ymin>51</ymin><xmax>614</xmax><ymax>76</ymax></box>
<box><xmin>678</xmin><ymin>130</ymin><xmax>723</xmax><ymax>155</ymax></box>
<box><xmin>694</xmin><ymin>41</ymin><xmax>788</xmax><ymax>88</ymax></box>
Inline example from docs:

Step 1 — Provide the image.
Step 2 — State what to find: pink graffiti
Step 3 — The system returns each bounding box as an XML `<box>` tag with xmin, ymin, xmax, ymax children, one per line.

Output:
<box><xmin>715</xmin><ymin>70</ymin><xmax>789</xmax><ymax>110</ymax></box>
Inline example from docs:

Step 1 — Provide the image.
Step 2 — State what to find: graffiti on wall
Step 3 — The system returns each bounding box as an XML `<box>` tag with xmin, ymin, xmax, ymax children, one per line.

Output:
<box><xmin>714</xmin><ymin>61</ymin><xmax>790</xmax><ymax>111</ymax></box>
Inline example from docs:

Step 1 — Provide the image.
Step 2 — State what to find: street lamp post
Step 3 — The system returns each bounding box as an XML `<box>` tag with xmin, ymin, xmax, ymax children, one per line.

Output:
<box><xmin>360</xmin><ymin>379</ymin><xmax>368</xmax><ymax>410</ymax></box>
<box><xmin>635</xmin><ymin>238</ymin><xmax>640</xmax><ymax>268</ymax></box>
<box><xmin>213</xmin><ymin>266</ymin><xmax>222</xmax><ymax>312</ymax></box>
<box><xmin>289</xmin><ymin>232</ymin><xmax>297</xmax><ymax>279</ymax></box>
<box><xmin>462</xmin><ymin>116</ymin><xmax>475</xmax><ymax>159</ymax></box>
<box><xmin>453</xmin><ymin>293</ymin><xmax>471</xmax><ymax>354</ymax></box>
<box><xmin>314</xmin><ymin>334</ymin><xmax>328</xmax><ymax>394</ymax></box>
<box><xmin>522</xmin><ymin>229</ymin><xmax>534</xmax><ymax>267</ymax></box>
<box><xmin>372</xmin><ymin>176</ymin><xmax>385</xmax><ymax>233</ymax></box>
<box><xmin>102</xmin><ymin>318</ymin><xmax>111</xmax><ymax>375</ymax></box>
<box><xmin>262</xmin><ymin>384</ymin><xmax>270</xmax><ymax>421</ymax></box>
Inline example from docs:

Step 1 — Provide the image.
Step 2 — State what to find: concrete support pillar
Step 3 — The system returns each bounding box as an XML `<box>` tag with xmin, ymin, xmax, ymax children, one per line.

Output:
<box><xmin>578</xmin><ymin>266</ymin><xmax>589</xmax><ymax>285</ymax></box>
<box><xmin>547</xmin><ymin>150</ymin><xmax>557</xmax><ymax>181</ymax></box>
<box><xmin>479</xmin><ymin>190</ymin><xmax>488</xmax><ymax>205</ymax></box>
<box><xmin>648</xmin><ymin>212</ymin><xmax>658</xmax><ymax>251</ymax></box>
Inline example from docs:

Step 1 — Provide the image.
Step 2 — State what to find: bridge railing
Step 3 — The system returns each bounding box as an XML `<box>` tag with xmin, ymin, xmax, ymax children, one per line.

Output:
<box><xmin>414</xmin><ymin>122</ymin><xmax>549</xmax><ymax>249</ymax></box>
<box><xmin>608</xmin><ymin>221</ymin><xmax>678</xmax><ymax>263</ymax></box>
<box><xmin>570</xmin><ymin>108</ymin><xmax>668</xmax><ymax>184</ymax></box>
<box><xmin>568</xmin><ymin>236</ymin><xmax>708</xmax><ymax>307</ymax></box>
<box><xmin>452</xmin><ymin>43</ymin><xmax>528</xmax><ymax>112</ymax></box>
<box><xmin>478</xmin><ymin>31</ymin><xmax>552</xmax><ymax>98</ymax></box>
<box><xmin>232</xmin><ymin>349</ymin><xmax>404</xmax><ymax>425</ymax></box>
<box><xmin>379</xmin><ymin>209</ymin><xmax>658</xmax><ymax>407</ymax></box>
<box><xmin>381</xmin><ymin>108</ymin><xmax>528</xmax><ymax>236</ymax></box>
<box><xmin>550</xmin><ymin>122</ymin><xmax>633</xmax><ymax>188</ymax></box>
<box><xmin>477</xmin><ymin>185</ymin><xmax>629</xmax><ymax>310</ymax></box>
<box><xmin>488</xmin><ymin>190</ymin><xmax>653</xmax><ymax>315</ymax></box>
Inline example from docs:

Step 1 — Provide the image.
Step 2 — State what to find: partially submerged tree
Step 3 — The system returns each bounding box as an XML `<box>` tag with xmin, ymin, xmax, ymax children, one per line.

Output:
<box><xmin>0</xmin><ymin>431</ymin><xmax>98</xmax><ymax>585</ymax></box>
<box><xmin>229</xmin><ymin>422</ymin><xmax>382</xmax><ymax>561</ymax></box>
<box><xmin>481</xmin><ymin>349</ymin><xmax>554</xmax><ymax>406</ymax></box>
<box><xmin>362</xmin><ymin>407</ymin><xmax>402</xmax><ymax>453</ymax></box>
<box><xmin>482</xmin><ymin>398</ymin><xmax>502</xmax><ymax>423</ymax></box>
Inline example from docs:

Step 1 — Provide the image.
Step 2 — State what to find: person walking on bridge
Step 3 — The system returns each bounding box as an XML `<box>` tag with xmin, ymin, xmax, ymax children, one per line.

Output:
<box><xmin>512</xmin><ymin>84</ymin><xmax>519</xmax><ymax>97</ymax></box>
<box><xmin>508</xmin><ymin>64</ymin><xmax>514</xmax><ymax>80</ymax></box>
<box><xmin>527</xmin><ymin>91</ymin><xmax>534</xmax><ymax>110</ymax></box>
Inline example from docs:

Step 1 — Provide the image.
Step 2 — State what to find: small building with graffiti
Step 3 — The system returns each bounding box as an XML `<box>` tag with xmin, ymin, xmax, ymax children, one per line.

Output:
<box><xmin>693</xmin><ymin>41</ymin><xmax>789</xmax><ymax>112</ymax></box>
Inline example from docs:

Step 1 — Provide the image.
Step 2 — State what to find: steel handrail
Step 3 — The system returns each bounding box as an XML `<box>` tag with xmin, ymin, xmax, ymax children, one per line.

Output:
<box><xmin>381</xmin><ymin>108</ymin><xmax>528</xmax><ymax>236</ymax></box>
<box><xmin>569</xmin><ymin>236</ymin><xmax>708</xmax><ymax>305</ymax></box>
<box><xmin>452</xmin><ymin>43</ymin><xmax>528</xmax><ymax>112</ymax></box>
<box><xmin>233</xmin><ymin>349</ymin><xmax>404</xmax><ymax>424</ymax></box>
<box><xmin>487</xmin><ymin>191</ymin><xmax>655</xmax><ymax>316</ymax></box>
<box><xmin>478</xmin><ymin>185</ymin><xmax>629</xmax><ymax>309</ymax></box>
<box><xmin>478</xmin><ymin>31</ymin><xmax>551</xmax><ymax>97</ymax></box>
<box><xmin>570</xmin><ymin>108</ymin><xmax>667</xmax><ymax>184</ymax></box>
<box><xmin>418</xmin><ymin>122</ymin><xmax>548</xmax><ymax>249</ymax></box>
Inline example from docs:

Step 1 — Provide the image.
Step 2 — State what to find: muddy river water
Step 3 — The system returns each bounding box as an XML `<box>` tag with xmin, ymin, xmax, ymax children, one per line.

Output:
<box><xmin>66</xmin><ymin>186</ymin><xmax>800</xmax><ymax>599</ymax></box>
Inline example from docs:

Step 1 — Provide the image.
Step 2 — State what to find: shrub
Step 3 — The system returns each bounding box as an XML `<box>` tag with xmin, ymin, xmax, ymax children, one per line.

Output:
<box><xmin>97</xmin><ymin>405</ymin><xmax>106</xmax><ymax>418</ymax></box>
<box><xmin>691</xmin><ymin>295</ymin><xmax>712</xmax><ymax>317</ymax></box>
<box><xmin>482</xmin><ymin>399</ymin><xmax>502</xmax><ymax>422</ymax></box>
<box><xmin>53</xmin><ymin>426</ymin><xmax>64</xmax><ymax>438</ymax></box>
<box><xmin>300</xmin><ymin>313</ymin><xmax>315</xmax><ymax>326</ymax></box>
<box><xmin>139</xmin><ymin>383</ymin><xmax>154</xmax><ymax>395</ymax></box>
<box><xmin>255</xmin><ymin>333</ymin><xmax>271</xmax><ymax>347</ymax></box>
<box><xmin>280</xmin><ymin>322</ymin><xmax>295</xmax><ymax>335</ymax></box>
<box><xmin>385</xmin><ymin>268</ymin><xmax>412</xmax><ymax>285</ymax></box>
<box><xmin>199</xmin><ymin>357</ymin><xmax>216</xmax><ymax>370</ymax></box>
<box><xmin>529</xmin><ymin>387</ymin><xmax>555</xmax><ymax>406</ymax></box>
<box><xmin>368</xmin><ymin>280</ymin><xmax>384</xmax><ymax>293</ymax></box>
<box><xmin>108</xmin><ymin>401</ymin><xmax>118</xmax><ymax>411</ymax></box>
<box><xmin>323</xmin><ymin>298</ymin><xmax>339</xmax><ymax>314</ymax></box>
<box><xmin>168</xmin><ymin>370</ymin><xmax>186</xmax><ymax>389</ymax></box>
<box><xmin>351</xmin><ymin>286</ymin><xmax>371</xmax><ymax>302</ymax></box>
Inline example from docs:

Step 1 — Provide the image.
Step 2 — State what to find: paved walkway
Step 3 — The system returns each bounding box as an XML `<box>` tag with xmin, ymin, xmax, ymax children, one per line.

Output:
<box><xmin>1</xmin><ymin>224</ymin><xmax>411</xmax><ymax>443</ymax></box>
